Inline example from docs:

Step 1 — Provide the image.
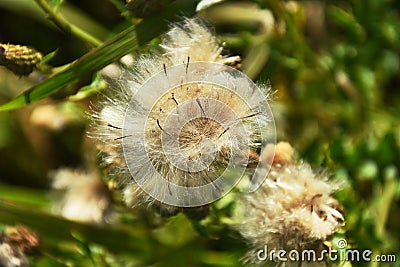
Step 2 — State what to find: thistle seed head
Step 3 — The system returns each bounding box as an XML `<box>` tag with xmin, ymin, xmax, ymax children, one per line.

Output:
<box><xmin>235</xmin><ymin>143</ymin><xmax>344</xmax><ymax>265</ymax></box>
<box><xmin>91</xmin><ymin>18</ymin><xmax>275</xmax><ymax>212</ymax></box>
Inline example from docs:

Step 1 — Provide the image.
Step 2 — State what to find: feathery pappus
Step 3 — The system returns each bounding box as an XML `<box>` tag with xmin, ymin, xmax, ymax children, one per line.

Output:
<box><xmin>234</xmin><ymin>142</ymin><xmax>345</xmax><ymax>266</ymax></box>
<box><xmin>91</xmin><ymin>18</ymin><xmax>274</xmax><ymax>215</ymax></box>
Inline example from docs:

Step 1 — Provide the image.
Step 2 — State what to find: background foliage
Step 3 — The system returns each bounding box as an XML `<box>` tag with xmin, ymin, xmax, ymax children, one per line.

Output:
<box><xmin>0</xmin><ymin>0</ymin><xmax>399</xmax><ymax>266</ymax></box>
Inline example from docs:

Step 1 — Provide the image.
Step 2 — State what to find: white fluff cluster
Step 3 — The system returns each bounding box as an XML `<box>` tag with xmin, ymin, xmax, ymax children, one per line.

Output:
<box><xmin>161</xmin><ymin>18</ymin><xmax>222</xmax><ymax>64</ymax></box>
<box><xmin>235</xmin><ymin>142</ymin><xmax>344</xmax><ymax>266</ymax></box>
<box><xmin>0</xmin><ymin>243</ymin><xmax>29</xmax><ymax>267</ymax></box>
<box><xmin>92</xmin><ymin>18</ymin><xmax>270</xmax><ymax>213</ymax></box>
<box><xmin>51</xmin><ymin>168</ymin><xmax>112</xmax><ymax>223</ymax></box>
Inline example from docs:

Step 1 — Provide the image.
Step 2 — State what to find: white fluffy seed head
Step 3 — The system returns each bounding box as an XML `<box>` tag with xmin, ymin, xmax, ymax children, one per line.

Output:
<box><xmin>161</xmin><ymin>18</ymin><xmax>223</xmax><ymax>64</ymax></box>
<box><xmin>121</xmin><ymin>63</ymin><xmax>271</xmax><ymax>208</ymax></box>
<box><xmin>234</xmin><ymin>144</ymin><xmax>344</xmax><ymax>265</ymax></box>
<box><xmin>91</xmin><ymin>18</ymin><xmax>272</xmax><ymax>212</ymax></box>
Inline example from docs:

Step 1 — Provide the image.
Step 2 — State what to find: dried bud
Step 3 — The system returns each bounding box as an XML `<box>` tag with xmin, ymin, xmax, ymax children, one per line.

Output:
<box><xmin>0</xmin><ymin>43</ymin><xmax>42</xmax><ymax>76</ymax></box>
<box><xmin>0</xmin><ymin>225</ymin><xmax>40</xmax><ymax>267</ymax></box>
<box><xmin>3</xmin><ymin>225</ymin><xmax>40</xmax><ymax>253</ymax></box>
<box><xmin>260</xmin><ymin>141</ymin><xmax>295</xmax><ymax>166</ymax></box>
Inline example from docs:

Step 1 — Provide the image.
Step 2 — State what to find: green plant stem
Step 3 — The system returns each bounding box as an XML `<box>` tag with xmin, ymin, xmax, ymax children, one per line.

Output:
<box><xmin>0</xmin><ymin>0</ymin><xmax>198</xmax><ymax>111</ymax></box>
<box><xmin>0</xmin><ymin>199</ymin><xmax>152</xmax><ymax>256</ymax></box>
<box><xmin>369</xmin><ymin>177</ymin><xmax>397</xmax><ymax>267</ymax></box>
<box><xmin>34</xmin><ymin>0</ymin><xmax>102</xmax><ymax>47</ymax></box>
<box><xmin>375</xmin><ymin>178</ymin><xmax>396</xmax><ymax>237</ymax></box>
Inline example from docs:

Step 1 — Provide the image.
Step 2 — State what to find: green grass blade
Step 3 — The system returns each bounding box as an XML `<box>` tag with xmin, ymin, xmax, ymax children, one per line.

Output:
<box><xmin>0</xmin><ymin>0</ymin><xmax>198</xmax><ymax>112</ymax></box>
<box><xmin>0</xmin><ymin>199</ymin><xmax>153</xmax><ymax>257</ymax></box>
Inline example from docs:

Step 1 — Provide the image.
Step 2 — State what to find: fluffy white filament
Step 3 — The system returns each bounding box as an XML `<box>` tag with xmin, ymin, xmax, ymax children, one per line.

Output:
<box><xmin>235</xmin><ymin>142</ymin><xmax>345</xmax><ymax>266</ymax></box>
<box><xmin>92</xmin><ymin>18</ymin><xmax>271</xmax><ymax>211</ymax></box>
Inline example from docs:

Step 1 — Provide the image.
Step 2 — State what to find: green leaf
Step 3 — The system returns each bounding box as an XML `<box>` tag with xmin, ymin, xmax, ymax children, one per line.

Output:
<box><xmin>68</xmin><ymin>72</ymin><xmax>106</xmax><ymax>101</ymax></box>
<box><xmin>48</xmin><ymin>0</ymin><xmax>63</xmax><ymax>9</ymax></box>
<box><xmin>0</xmin><ymin>183</ymin><xmax>49</xmax><ymax>208</ymax></box>
<box><xmin>375</xmin><ymin>133</ymin><xmax>398</xmax><ymax>166</ymax></box>
<box><xmin>328</xmin><ymin>6</ymin><xmax>366</xmax><ymax>42</ymax></box>
<box><xmin>0</xmin><ymin>0</ymin><xmax>198</xmax><ymax>112</ymax></box>
<box><xmin>330</xmin><ymin>136</ymin><xmax>346</xmax><ymax>163</ymax></box>
<box><xmin>0</xmin><ymin>200</ymin><xmax>152</xmax><ymax>256</ymax></box>
<box><xmin>39</xmin><ymin>49</ymin><xmax>59</xmax><ymax>66</ymax></box>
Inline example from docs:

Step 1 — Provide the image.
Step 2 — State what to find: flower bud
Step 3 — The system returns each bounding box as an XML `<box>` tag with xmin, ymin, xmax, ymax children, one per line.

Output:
<box><xmin>0</xmin><ymin>43</ymin><xmax>42</xmax><ymax>76</ymax></box>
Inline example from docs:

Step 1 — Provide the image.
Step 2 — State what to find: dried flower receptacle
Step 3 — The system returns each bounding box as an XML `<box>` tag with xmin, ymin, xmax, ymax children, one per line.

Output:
<box><xmin>0</xmin><ymin>225</ymin><xmax>40</xmax><ymax>267</ymax></box>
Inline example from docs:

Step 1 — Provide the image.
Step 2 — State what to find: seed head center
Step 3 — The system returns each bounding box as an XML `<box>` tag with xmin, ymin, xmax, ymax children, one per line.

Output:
<box><xmin>179</xmin><ymin>118</ymin><xmax>222</xmax><ymax>160</ymax></box>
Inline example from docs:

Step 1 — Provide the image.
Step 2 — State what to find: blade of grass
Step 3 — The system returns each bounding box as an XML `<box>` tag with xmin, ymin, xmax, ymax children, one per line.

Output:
<box><xmin>0</xmin><ymin>199</ymin><xmax>152</xmax><ymax>257</ymax></box>
<box><xmin>0</xmin><ymin>183</ymin><xmax>49</xmax><ymax>208</ymax></box>
<box><xmin>0</xmin><ymin>0</ymin><xmax>198</xmax><ymax>112</ymax></box>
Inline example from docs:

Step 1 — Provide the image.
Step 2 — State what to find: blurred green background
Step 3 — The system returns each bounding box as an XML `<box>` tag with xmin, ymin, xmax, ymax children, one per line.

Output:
<box><xmin>0</xmin><ymin>0</ymin><xmax>399</xmax><ymax>266</ymax></box>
